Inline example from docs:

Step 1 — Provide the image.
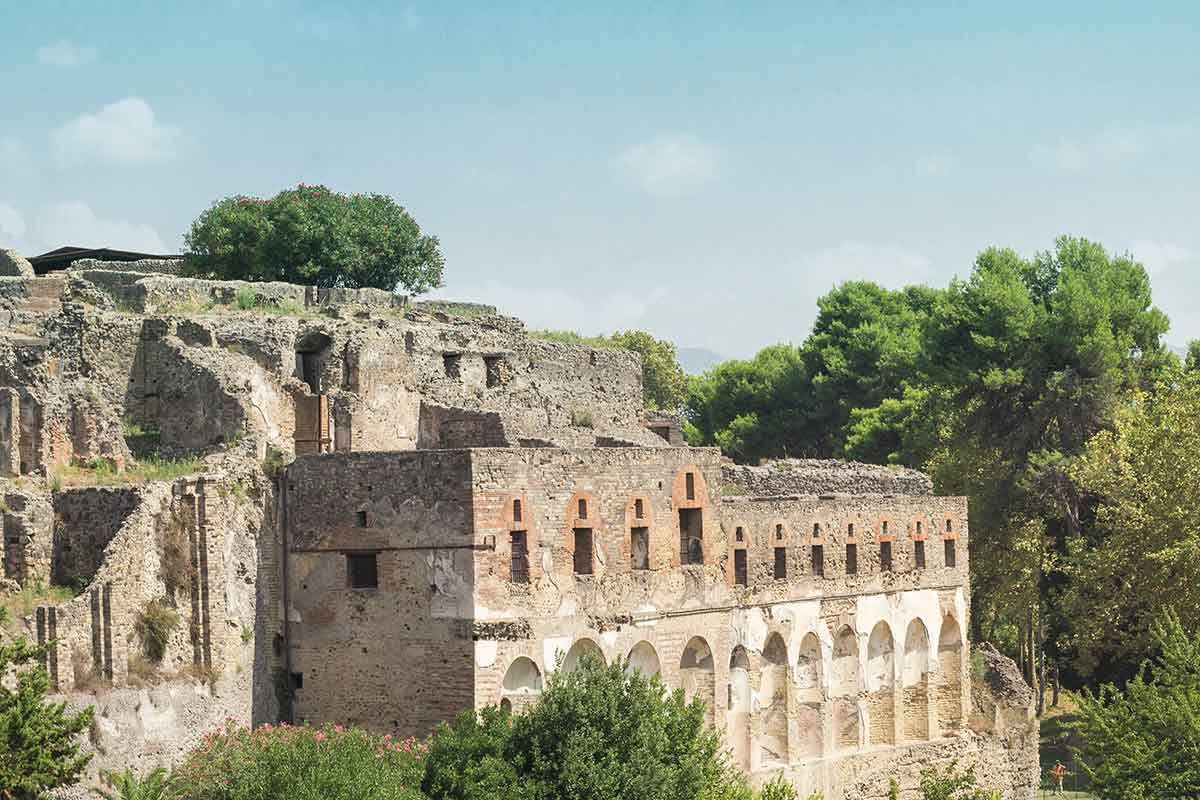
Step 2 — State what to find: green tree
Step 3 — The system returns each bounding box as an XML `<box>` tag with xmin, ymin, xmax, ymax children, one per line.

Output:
<box><xmin>183</xmin><ymin>185</ymin><xmax>444</xmax><ymax>293</ymax></box>
<box><xmin>422</xmin><ymin>656</ymin><xmax>750</xmax><ymax>800</ymax></box>
<box><xmin>608</xmin><ymin>330</ymin><xmax>689</xmax><ymax>411</ymax></box>
<box><xmin>0</xmin><ymin>637</ymin><xmax>94</xmax><ymax>799</ymax></box>
<box><xmin>1185</xmin><ymin>339</ymin><xmax>1200</xmax><ymax>371</ymax></box>
<box><xmin>1064</xmin><ymin>368</ymin><xmax>1200</xmax><ymax>675</ymax></box>
<box><xmin>1073</xmin><ymin>609</ymin><xmax>1200</xmax><ymax>799</ymax></box>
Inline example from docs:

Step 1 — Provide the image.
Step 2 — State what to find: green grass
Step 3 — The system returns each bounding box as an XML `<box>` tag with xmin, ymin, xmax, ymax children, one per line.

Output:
<box><xmin>50</xmin><ymin>454</ymin><xmax>203</xmax><ymax>488</ymax></box>
<box><xmin>0</xmin><ymin>582</ymin><xmax>78</xmax><ymax>625</ymax></box>
<box><xmin>415</xmin><ymin>300</ymin><xmax>497</xmax><ymax>318</ymax></box>
<box><xmin>159</xmin><ymin>291</ymin><xmax>316</xmax><ymax>319</ymax></box>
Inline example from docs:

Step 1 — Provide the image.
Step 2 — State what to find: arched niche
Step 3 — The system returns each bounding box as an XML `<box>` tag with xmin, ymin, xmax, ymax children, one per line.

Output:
<box><xmin>680</xmin><ymin>636</ymin><xmax>715</xmax><ymax>727</ymax></box>
<box><xmin>626</xmin><ymin>641</ymin><xmax>662</xmax><ymax>678</ymax></box>
<box><xmin>562</xmin><ymin>638</ymin><xmax>605</xmax><ymax>673</ymax></box>
<box><xmin>831</xmin><ymin>626</ymin><xmax>859</xmax><ymax>696</ymax></box>
<box><xmin>796</xmin><ymin>632</ymin><xmax>823</xmax><ymax>692</ymax></box>
<box><xmin>902</xmin><ymin>618</ymin><xmax>932</xmax><ymax>741</ymax></box>
<box><xmin>937</xmin><ymin>615</ymin><xmax>964</xmax><ymax>734</ymax></box>
<box><xmin>759</xmin><ymin>633</ymin><xmax>790</xmax><ymax>766</ymax></box>
<box><xmin>866</xmin><ymin>621</ymin><xmax>896</xmax><ymax>746</ymax></box>
<box><xmin>502</xmin><ymin>656</ymin><xmax>543</xmax><ymax>694</ymax></box>
<box><xmin>727</xmin><ymin>646</ymin><xmax>753</xmax><ymax>771</ymax></box>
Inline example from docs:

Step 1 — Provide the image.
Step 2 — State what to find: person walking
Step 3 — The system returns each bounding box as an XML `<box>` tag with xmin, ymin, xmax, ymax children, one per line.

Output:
<box><xmin>1050</xmin><ymin>761</ymin><xmax>1068</xmax><ymax>795</ymax></box>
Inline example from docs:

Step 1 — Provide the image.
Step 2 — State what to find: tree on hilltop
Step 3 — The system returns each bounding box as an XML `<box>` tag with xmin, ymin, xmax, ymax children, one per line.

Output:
<box><xmin>183</xmin><ymin>185</ymin><xmax>444</xmax><ymax>294</ymax></box>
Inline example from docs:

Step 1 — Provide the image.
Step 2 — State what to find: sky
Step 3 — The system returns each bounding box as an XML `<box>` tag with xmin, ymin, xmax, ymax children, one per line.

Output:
<box><xmin>2</xmin><ymin>1</ymin><xmax>1199</xmax><ymax>358</ymax></box>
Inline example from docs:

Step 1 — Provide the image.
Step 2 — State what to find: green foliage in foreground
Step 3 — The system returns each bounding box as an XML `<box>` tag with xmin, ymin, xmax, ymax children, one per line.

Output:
<box><xmin>1073</xmin><ymin>610</ymin><xmax>1200</xmax><ymax>799</ymax></box>
<box><xmin>183</xmin><ymin>184</ymin><xmax>444</xmax><ymax>294</ymax></box>
<box><xmin>170</xmin><ymin>722</ymin><xmax>426</xmax><ymax>800</ymax></box>
<box><xmin>423</xmin><ymin>656</ymin><xmax>750</xmax><ymax>800</ymax></box>
<box><xmin>0</xmin><ymin>637</ymin><xmax>94</xmax><ymax>800</ymax></box>
<box><xmin>917</xmin><ymin>763</ymin><xmax>1000</xmax><ymax>800</ymax></box>
<box><xmin>95</xmin><ymin>767</ymin><xmax>174</xmax><ymax>800</ymax></box>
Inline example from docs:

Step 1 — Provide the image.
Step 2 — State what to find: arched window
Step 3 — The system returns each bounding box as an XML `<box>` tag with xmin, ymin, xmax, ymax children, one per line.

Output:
<box><xmin>937</xmin><ymin>616</ymin><xmax>964</xmax><ymax>734</ymax></box>
<box><xmin>867</xmin><ymin>621</ymin><xmax>896</xmax><ymax>746</ymax></box>
<box><xmin>562</xmin><ymin>638</ymin><xmax>604</xmax><ymax>673</ymax></box>
<box><xmin>680</xmin><ymin>637</ymin><xmax>715</xmax><ymax>727</ymax></box>
<box><xmin>727</xmin><ymin>646</ymin><xmax>753</xmax><ymax>771</ymax></box>
<box><xmin>626</xmin><ymin>641</ymin><xmax>661</xmax><ymax>678</ymax></box>
<box><xmin>759</xmin><ymin>634</ymin><xmax>789</xmax><ymax>765</ymax></box>
<box><xmin>902</xmin><ymin>619</ymin><xmax>931</xmax><ymax>741</ymax></box>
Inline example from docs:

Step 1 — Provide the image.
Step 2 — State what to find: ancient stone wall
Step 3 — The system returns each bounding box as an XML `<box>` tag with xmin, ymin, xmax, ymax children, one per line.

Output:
<box><xmin>282</xmin><ymin>451</ymin><xmax>478</xmax><ymax>735</ymax></box>
<box><xmin>724</xmin><ymin>459</ymin><xmax>934</xmax><ymax>497</ymax></box>
<box><xmin>50</xmin><ymin>487</ymin><xmax>140</xmax><ymax>588</ymax></box>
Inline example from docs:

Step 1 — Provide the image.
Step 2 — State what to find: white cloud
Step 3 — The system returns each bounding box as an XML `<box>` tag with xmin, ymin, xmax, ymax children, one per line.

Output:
<box><xmin>0</xmin><ymin>204</ymin><xmax>27</xmax><ymax>246</ymax></box>
<box><xmin>0</xmin><ymin>137</ymin><xmax>33</xmax><ymax>177</ymax></box>
<box><xmin>1130</xmin><ymin>240</ymin><xmax>1193</xmax><ymax>275</ymax></box>
<box><xmin>795</xmin><ymin>242</ymin><xmax>935</xmax><ymax>288</ymax></box>
<box><xmin>615</xmin><ymin>134</ymin><xmax>719</xmax><ymax>197</ymax></box>
<box><xmin>0</xmin><ymin>201</ymin><xmax>167</xmax><ymax>255</ymax></box>
<box><xmin>52</xmin><ymin>98</ymin><xmax>180</xmax><ymax>166</ymax></box>
<box><xmin>1033</xmin><ymin>123</ymin><xmax>1194</xmax><ymax>172</ymax></box>
<box><xmin>36</xmin><ymin>39</ymin><xmax>97</xmax><ymax>68</ymax></box>
<box><xmin>429</xmin><ymin>281</ymin><xmax>668</xmax><ymax>335</ymax></box>
<box><xmin>917</xmin><ymin>154</ymin><xmax>953</xmax><ymax>177</ymax></box>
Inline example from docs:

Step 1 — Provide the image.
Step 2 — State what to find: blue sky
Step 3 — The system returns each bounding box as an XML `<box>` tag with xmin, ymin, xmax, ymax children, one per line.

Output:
<box><xmin>2</xmin><ymin>1</ymin><xmax>1198</xmax><ymax>357</ymax></box>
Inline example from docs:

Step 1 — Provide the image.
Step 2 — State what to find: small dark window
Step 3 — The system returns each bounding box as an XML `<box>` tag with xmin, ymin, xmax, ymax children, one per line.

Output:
<box><xmin>847</xmin><ymin>522</ymin><xmax>855</xmax><ymax>537</ymax></box>
<box><xmin>634</xmin><ymin>498</ymin><xmax>644</xmax><ymax>519</ymax></box>
<box><xmin>513</xmin><ymin>499</ymin><xmax>522</xmax><ymax>524</ymax></box>
<box><xmin>734</xmin><ymin>549</ymin><xmax>748</xmax><ymax>586</ymax></box>
<box><xmin>735</xmin><ymin>526</ymin><xmax>744</xmax><ymax>543</ymax></box>
<box><xmin>356</xmin><ymin>510</ymin><xmax>368</xmax><ymax>527</ymax></box>
<box><xmin>685</xmin><ymin>472</ymin><xmax>696</xmax><ymax>500</ymax></box>
<box><xmin>944</xmin><ymin>539</ymin><xmax>956</xmax><ymax>568</ymax></box>
<box><xmin>573</xmin><ymin>528</ymin><xmax>593</xmax><ymax>575</ymax></box>
<box><xmin>882</xmin><ymin>520</ymin><xmax>888</xmax><ymax>536</ymax></box>
<box><xmin>880</xmin><ymin>541</ymin><xmax>893</xmax><ymax>572</ymax></box>
<box><xmin>631</xmin><ymin>527</ymin><xmax>650</xmax><ymax>570</ymax></box>
<box><xmin>775</xmin><ymin>523</ymin><xmax>784</xmax><ymax>540</ymax></box>
<box><xmin>290</xmin><ymin>672</ymin><xmax>304</xmax><ymax>690</ymax></box>
<box><xmin>946</xmin><ymin>518</ymin><xmax>953</xmax><ymax>533</ymax></box>
<box><xmin>578</xmin><ymin>499</ymin><xmax>587</xmax><ymax>519</ymax></box>
<box><xmin>846</xmin><ymin>543</ymin><xmax>858</xmax><ymax>575</ymax></box>
<box><xmin>914</xmin><ymin>540</ymin><xmax>926</xmax><ymax>569</ymax></box>
<box><xmin>510</xmin><ymin>532</ymin><xmax>529</xmax><ymax>583</ymax></box>
<box><xmin>812</xmin><ymin>544</ymin><xmax>824</xmax><ymax>577</ymax></box>
<box><xmin>812</xmin><ymin>523</ymin><xmax>821</xmax><ymax>538</ymax></box>
<box><xmin>774</xmin><ymin>547</ymin><xmax>787</xmax><ymax>579</ymax></box>
<box><xmin>347</xmin><ymin>553</ymin><xmax>378</xmax><ymax>589</ymax></box>
<box><xmin>484</xmin><ymin>355</ymin><xmax>504</xmax><ymax>388</ymax></box>
<box><xmin>916</xmin><ymin>521</ymin><xmax>923</xmax><ymax>535</ymax></box>
<box><xmin>679</xmin><ymin>508</ymin><xmax>704</xmax><ymax>565</ymax></box>
<box><xmin>443</xmin><ymin>353</ymin><xmax>461</xmax><ymax>378</ymax></box>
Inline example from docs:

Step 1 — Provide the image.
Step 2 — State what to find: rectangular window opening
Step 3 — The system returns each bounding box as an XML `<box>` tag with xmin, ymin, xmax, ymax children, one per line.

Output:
<box><xmin>916</xmin><ymin>521</ymin><xmax>923</xmax><ymax>535</ymax></box>
<box><xmin>578</xmin><ymin>498</ymin><xmax>587</xmax><ymax>519</ymax></box>
<box><xmin>946</xmin><ymin>518</ymin><xmax>953</xmax><ymax>533</ymax></box>
<box><xmin>880</xmin><ymin>541</ymin><xmax>893</xmax><ymax>572</ymax></box>
<box><xmin>346</xmin><ymin>553</ymin><xmax>378</xmax><ymax>589</ymax></box>
<box><xmin>634</xmin><ymin>498</ymin><xmax>644</xmax><ymax>519</ymax></box>
<box><xmin>512</xmin><ymin>499</ymin><xmax>522</xmax><ymax>524</ymax></box>
<box><xmin>847</xmin><ymin>522</ymin><xmax>855</xmax><ymax>538</ymax></box>
<box><xmin>442</xmin><ymin>353</ymin><xmax>461</xmax><ymax>379</ymax></box>
<box><xmin>774</xmin><ymin>547</ymin><xmax>787</xmax><ymax>579</ymax></box>
<box><xmin>812</xmin><ymin>544</ymin><xmax>824</xmax><ymax>577</ymax></box>
<box><xmin>812</xmin><ymin>523</ymin><xmax>821</xmax><ymax>537</ymax></box>
<box><xmin>846</xmin><ymin>543</ymin><xmax>858</xmax><ymax>575</ymax></box>
<box><xmin>484</xmin><ymin>355</ymin><xmax>504</xmax><ymax>388</ymax></box>
<box><xmin>631</xmin><ymin>527</ymin><xmax>650</xmax><ymax>570</ymax></box>
<box><xmin>944</xmin><ymin>539</ymin><xmax>957</xmax><ymax>568</ymax></box>
<box><xmin>775</xmin><ymin>523</ymin><xmax>784</xmax><ymax>541</ymax></box>
<box><xmin>734</xmin><ymin>549</ymin><xmax>748</xmax><ymax>586</ymax></box>
<box><xmin>510</xmin><ymin>532</ymin><xmax>529</xmax><ymax>583</ymax></box>
<box><xmin>289</xmin><ymin>672</ymin><xmax>304</xmax><ymax>690</ymax></box>
<box><xmin>882</xmin><ymin>520</ymin><xmax>889</xmax><ymax>536</ymax></box>
<box><xmin>679</xmin><ymin>508</ymin><xmax>704</xmax><ymax>565</ymax></box>
<box><xmin>735</xmin><ymin>526</ymin><xmax>744</xmax><ymax>543</ymax></box>
<box><xmin>356</xmin><ymin>510</ymin><xmax>368</xmax><ymax>527</ymax></box>
<box><xmin>685</xmin><ymin>472</ymin><xmax>696</xmax><ymax>501</ymax></box>
<box><xmin>914</xmin><ymin>540</ymin><xmax>926</xmax><ymax>570</ymax></box>
<box><xmin>573</xmin><ymin>528</ymin><xmax>594</xmax><ymax>575</ymax></box>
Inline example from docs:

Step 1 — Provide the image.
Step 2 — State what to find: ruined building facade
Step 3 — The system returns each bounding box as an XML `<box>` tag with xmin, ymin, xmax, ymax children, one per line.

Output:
<box><xmin>0</xmin><ymin>258</ymin><xmax>1037</xmax><ymax>798</ymax></box>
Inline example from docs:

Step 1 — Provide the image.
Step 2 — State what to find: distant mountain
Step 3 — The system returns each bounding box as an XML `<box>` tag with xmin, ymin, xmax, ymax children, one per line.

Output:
<box><xmin>677</xmin><ymin>346</ymin><xmax>727</xmax><ymax>375</ymax></box>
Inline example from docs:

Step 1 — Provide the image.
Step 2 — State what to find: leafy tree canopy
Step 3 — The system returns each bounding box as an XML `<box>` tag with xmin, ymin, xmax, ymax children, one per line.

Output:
<box><xmin>533</xmin><ymin>329</ymin><xmax>688</xmax><ymax>411</ymax></box>
<box><xmin>0</xmin><ymin>637</ymin><xmax>94</xmax><ymax>800</ymax></box>
<box><xmin>183</xmin><ymin>185</ymin><xmax>444</xmax><ymax>294</ymax></box>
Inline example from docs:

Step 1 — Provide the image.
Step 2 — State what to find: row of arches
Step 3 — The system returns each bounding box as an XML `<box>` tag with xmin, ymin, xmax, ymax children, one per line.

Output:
<box><xmin>496</xmin><ymin>614</ymin><xmax>965</xmax><ymax>766</ymax></box>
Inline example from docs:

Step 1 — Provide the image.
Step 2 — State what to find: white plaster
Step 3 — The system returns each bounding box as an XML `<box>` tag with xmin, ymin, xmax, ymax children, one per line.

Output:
<box><xmin>543</xmin><ymin>635</ymin><xmax>573</xmax><ymax>673</ymax></box>
<box><xmin>475</xmin><ymin>640</ymin><xmax>498</xmax><ymax>668</ymax></box>
<box><xmin>729</xmin><ymin>606</ymin><xmax>770</xmax><ymax>654</ymax></box>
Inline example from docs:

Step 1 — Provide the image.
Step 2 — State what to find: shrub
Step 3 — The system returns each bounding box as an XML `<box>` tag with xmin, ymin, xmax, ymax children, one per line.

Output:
<box><xmin>918</xmin><ymin>763</ymin><xmax>1000</xmax><ymax>800</ymax></box>
<box><xmin>134</xmin><ymin>600</ymin><xmax>180</xmax><ymax>663</ymax></box>
<box><xmin>171</xmin><ymin>721</ymin><xmax>426</xmax><ymax>800</ymax></box>
<box><xmin>758</xmin><ymin>775</ymin><xmax>799</xmax><ymax>800</ymax></box>
<box><xmin>0</xmin><ymin>637</ymin><xmax>94</xmax><ymax>798</ymax></box>
<box><xmin>235</xmin><ymin>286</ymin><xmax>259</xmax><ymax>310</ymax></box>
<box><xmin>96</xmin><ymin>766</ymin><xmax>174</xmax><ymax>800</ymax></box>
<box><xmin>570</xmin><ymin>408</ymin><xmax>594</xmax><ymax>429</ymax></box>
<box><xmin>158</xmin><ymin>510</ymin><xmax>194</xmax><ymax>600</ymax></box>
<box><xmin>184</xmin><ymin>185</ymin><xmax>444</xmax><ymax>294</ymax></box>
<box><xmin>422</xmin><ymin>655</ymin><xmax>750</xmax><ymax>800</ymax></box>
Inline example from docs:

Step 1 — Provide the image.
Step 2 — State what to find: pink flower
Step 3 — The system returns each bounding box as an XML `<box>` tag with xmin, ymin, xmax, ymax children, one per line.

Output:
<box><xmin>314</xmin><ymin>731</ymin><xmax>326</xmax><ymax>743</ymax></box>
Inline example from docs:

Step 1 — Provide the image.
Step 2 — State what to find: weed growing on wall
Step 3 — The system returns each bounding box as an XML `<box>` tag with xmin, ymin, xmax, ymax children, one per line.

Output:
<box><xmin>158</xmin><ymin>508</ymin><xmax>195</xmax><ymax>601</ymax></box>
<box><xmin>134</xmin><ymin>600</ymin><xmax>180</xmax><ymax>663</ymax></box>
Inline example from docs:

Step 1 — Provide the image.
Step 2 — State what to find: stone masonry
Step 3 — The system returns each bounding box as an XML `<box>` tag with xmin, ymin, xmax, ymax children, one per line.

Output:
<box><xmin>0</xmin><ymin>255</ymin><xmax>1036</xmax><ymax>798</ymax></box>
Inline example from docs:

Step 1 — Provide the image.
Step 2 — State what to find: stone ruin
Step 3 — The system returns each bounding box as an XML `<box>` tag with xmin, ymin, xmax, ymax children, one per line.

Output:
<box><xmin>0</xmin><ymin>254</ymin><xmax>1038</xmax><ymax>798</ymax></box>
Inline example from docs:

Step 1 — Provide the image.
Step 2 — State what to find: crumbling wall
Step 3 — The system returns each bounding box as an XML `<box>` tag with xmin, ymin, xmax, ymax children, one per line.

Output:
<box><xmin>723</xmin><ymin>459</ymin><xmax>933</xmax><ymax>497</ymax></box>
<box><xmin>51</xmin><ymin>488</ymin><xmax>140</xmax><ymax>588</ymax></box>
